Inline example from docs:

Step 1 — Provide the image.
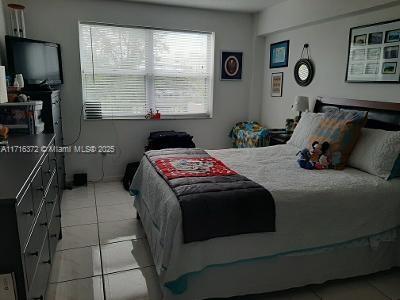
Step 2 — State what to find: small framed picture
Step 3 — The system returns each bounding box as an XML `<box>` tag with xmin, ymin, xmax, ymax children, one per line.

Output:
<box><xmin>351</xmin><ymin>49</ymin><xmax>365</xmax><ymax>60</ymax></box>
<box><xmin>271</xmin><ymin>72</ymin><xmax>283</xmax><ymax>97</ymax></box>
<box><xmin>385</xmin><ymin>29</ymin><xmax>400</xmax><ymax>43</ymax></box>
<box><xmin>270</xmin><ymin>40</ymin><xmax>289</xmax><ymax>68</ymax></box>
<box><xmin>368</xmin><ymin>32</ymin><xmax>383</xmax><ymax>44</ymax></box>
<box><xmin>349</xmin><ymin>63</ymin><xmax>365</xmax><ymax>75</ymax></box>
<box><xmin>353</xmin><ymin>34</ymin><xmax>367</xmax><ymax>45</ymax></box>
<box><xmin>221</xmin><ymin>51</ymin><xmax>243</xmax><ymax>80</ymax></box>
<box><xmin>382</xmin><ymin>62</ymin><xmax>397</xmax><ymax>74</ymax></box>
<box><xmin>367</xmin><ymin>48</ymin><xmax>381</xmax><ymax>60</ymax></box>
<box><xmin>384</xmin><ymin>46</ymin><xmax>399</xmax><ymax>59</ymax></box>
<box><xmin>365</xmin><ymin>63</ymin><xmax>379</xmax><ymax>75</ymax></box>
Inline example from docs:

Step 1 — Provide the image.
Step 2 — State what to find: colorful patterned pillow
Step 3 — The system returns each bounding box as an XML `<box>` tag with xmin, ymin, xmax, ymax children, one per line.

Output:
<box><xmin>308</xmin><ymin>110</ymin><xmax>367</xmax><ymax>170</ymax></box>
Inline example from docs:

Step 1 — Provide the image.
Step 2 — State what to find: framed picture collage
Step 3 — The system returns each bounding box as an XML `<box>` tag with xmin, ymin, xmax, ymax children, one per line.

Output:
<box><xmin>346</xmin><ymin>19</ymin><xmax>400</xmax><ymax>83</ymax></box>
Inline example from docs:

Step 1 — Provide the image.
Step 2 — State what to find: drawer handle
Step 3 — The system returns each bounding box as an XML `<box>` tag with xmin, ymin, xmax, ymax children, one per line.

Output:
<box><xmin>23</xmin><ymin>210</ymin><xmax>34</xmax><ymax>216</ymax></box>
<box><xmin>40</xmin><ymin>222</ymin><xmax>48</xmax><ymax>227</ymax></box>
<box><xmin>47</xmin><ymin>201</ymin><xmax>55</xmax><ymax>205</ymax></box>
<box><xmin>42</xmin><ymin>259</ymin><xmax>51</xmax><ymax>264</ymax></box>
<box><xmin>28</xmin><ymin>251</ymin><xmax>39</xmax><ymax>257</ymax></box>
<box><xmin>32</xmin><ymin>296</ymin><xmax>44</xmax><ymax>300</ymax></box>
<box><xmin>50</xmin><ymin>234</ymin><xmax>58</xmax><ymax>238</ymax></box>
<box><xmin>52</xmin><ymin>158</ymin><xmax>57</xmax><ymax>162</ymax></box>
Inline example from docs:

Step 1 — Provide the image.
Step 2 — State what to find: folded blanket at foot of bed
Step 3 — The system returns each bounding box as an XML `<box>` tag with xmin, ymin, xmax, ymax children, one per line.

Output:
<box><xmin>145</xmin><ymin>148</ymin><xmax>276</xmax><ymax>243</ymax></box>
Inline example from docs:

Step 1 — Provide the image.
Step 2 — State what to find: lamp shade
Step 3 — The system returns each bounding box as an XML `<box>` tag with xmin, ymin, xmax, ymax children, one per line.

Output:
<box><xmin>293</xmin><ymin>96</ymin><xmax>309</xmax><ymax>112</ymax></box>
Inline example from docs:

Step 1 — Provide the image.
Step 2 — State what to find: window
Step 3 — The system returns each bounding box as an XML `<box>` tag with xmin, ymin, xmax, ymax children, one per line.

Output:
<box><xmin>79</xmin><ymin>23</ymin><xmax>215</xmax><ymax>119</ymax></box>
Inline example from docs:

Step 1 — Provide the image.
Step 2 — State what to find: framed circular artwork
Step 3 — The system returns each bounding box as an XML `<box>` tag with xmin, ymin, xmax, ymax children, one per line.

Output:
<box><xmin>221</xmin><ymin>51</ymin><xmax>243</xmax><ymax>80</ymax></box>
<box><xmin>294</xmin><ymin>58</ymin><xmax>314</xmax><ymax>86</ymax></box>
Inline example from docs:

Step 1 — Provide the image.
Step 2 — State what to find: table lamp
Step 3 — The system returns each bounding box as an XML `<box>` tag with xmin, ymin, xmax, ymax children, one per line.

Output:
<box><xmin>292</xmin><ymin>96</ymin><xmax>309</xmax><ymax>121</ymax></box>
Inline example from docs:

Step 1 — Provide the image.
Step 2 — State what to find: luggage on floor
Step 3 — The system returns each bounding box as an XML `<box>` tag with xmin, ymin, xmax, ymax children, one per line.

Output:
<box><xmin>123</xmin><ymin>131</ymin><xmax>195</xmax><ymax>191</ymax></box>
<box><xmin>145</xmin><ymin>130</ymin><xmax>195</xmax><ymax>151</ymax></box>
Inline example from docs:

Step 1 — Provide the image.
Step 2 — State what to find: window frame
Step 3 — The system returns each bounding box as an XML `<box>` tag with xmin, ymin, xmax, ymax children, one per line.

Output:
<box><xmin>78</xmin><ymin>22</ymin><xmax>215</xmax><ymax>120</ymax></box>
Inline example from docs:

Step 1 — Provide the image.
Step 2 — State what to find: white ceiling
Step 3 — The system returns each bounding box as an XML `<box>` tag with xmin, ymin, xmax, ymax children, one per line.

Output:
<box><xmin>123</xmin><ymin>0</ymin><xmax>286</xmax><ymax>12</ymax></box>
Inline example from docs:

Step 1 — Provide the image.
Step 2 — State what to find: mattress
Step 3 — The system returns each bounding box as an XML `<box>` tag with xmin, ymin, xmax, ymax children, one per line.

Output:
<box><xmin>130</xmin><ymin>144</ymin><xmax>400</xmax><ymax>293</ymax></box>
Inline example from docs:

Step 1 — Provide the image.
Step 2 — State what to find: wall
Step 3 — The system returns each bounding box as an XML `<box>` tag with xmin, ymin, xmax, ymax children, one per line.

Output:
<box><xmin>256</xmin><ymin>0</ymin><xmax>400</xmax><ymax>36</ymax></box>
<box><xmin>7</xmin><ymin>0</ymin><xmax>255</xmax><ymax>181</ymax></box>
<box><xmin>261</xmin><ymin>4</ymin><xmax>400</xmax><ymax>128</ymax></box>
<box><xmin>0</xmin><ymin>0</ymin><xmax>6</xmax><ymax>64</ymax></box>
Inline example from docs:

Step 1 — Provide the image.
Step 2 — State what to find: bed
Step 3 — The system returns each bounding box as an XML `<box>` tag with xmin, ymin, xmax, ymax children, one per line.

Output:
<box><xmin>130</xmin><ymin>97</ymin><xmax>400</xmax><ymax>300</ymax></box>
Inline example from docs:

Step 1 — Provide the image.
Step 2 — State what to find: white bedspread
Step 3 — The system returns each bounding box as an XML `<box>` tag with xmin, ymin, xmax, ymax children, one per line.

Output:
<box><xmin>131</xmin><ymin>144</ymin><xmax>400</xmax><ymax>287</ymax></box>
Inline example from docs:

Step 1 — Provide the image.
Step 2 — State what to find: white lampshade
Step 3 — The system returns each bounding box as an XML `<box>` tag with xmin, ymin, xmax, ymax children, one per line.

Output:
<box><xmin>292</xmin><ymin>96</ymin><xmax>309</xmax><ymax>112</ymax></box>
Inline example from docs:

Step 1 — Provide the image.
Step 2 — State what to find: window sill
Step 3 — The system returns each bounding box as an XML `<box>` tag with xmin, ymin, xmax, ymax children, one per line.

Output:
<box><xmin>84</xmin><ymin>114</ymin><xmax>213</xmax><ymax>121</ymax></box>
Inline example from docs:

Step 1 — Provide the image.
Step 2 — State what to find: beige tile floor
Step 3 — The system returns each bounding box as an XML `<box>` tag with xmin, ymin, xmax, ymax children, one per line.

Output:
<box><xmin>47</xmin><ymin>182</ymin><xmax>400</xmax><ymax>300</ymax></box>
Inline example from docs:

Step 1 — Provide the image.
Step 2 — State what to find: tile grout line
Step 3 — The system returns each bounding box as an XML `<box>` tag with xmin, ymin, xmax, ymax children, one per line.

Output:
<box><xmin>48</xmin><ymin>261</ymin><xmax>154</xmax><ymax>285</ymax></box>
<box><xmin>93</xmin><ymin>183</ymin><xmax>108</xmax><ymax>300</ymax></box>
<box><xmin>366</xmin><ymin>281</ymin><xmax>393</xmax><ymax>300</ymax></box>
<box><xmin>55</xmin><ymin>236</ymin><xmax>146</xmax><ymax>253</ymax></box>
<box><xmin>49</xmin><ymin>274</ymin><xmax>102</xmax><ymax>285</ymax></box>
<box><xmin>55</xmin><ymin>244</ymin><xmax>99</xmax><ymax>253</ymax></box>
<box><xmin>61</xmin><ymin>215</ymin><xmax>140</xmax><ymax>228</ymax></box>
<box><xmin>102</xmin><ymin>264</ymin><xmax>155</xmax><ymax>277</ymax></box>
<box><xmin>310</xmin><ymin>288</ymin><xmax>323</xmax><ymax>300</ymax></box>
<box><xmin>61</xmin><ymin>222</ymin><xmax>98</xmax><ymax>228</ymax></box>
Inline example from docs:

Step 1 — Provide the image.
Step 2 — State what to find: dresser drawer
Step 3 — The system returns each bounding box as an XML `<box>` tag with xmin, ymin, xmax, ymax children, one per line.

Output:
<box><xmin>23</xmin><ymin>203</ymin><xmax>48</xmax><ymax>290</ymax></box>
<box><xmin>44</xmin><ymin>171</ymin><xmax>58</xmax><ymax>221</ymax></box>
<box><xmin>41</xmin><ymin>153</ymin><xmax>52</xmax><ymax>190</ymax></box>
<box><xmin>49</xmin><ymin>150</ymin><xmax>57</xmax><ymax>172</ymax></box>
<box><xmin>31</xmin><ymin>168</ymin><xmax>44</xmax><ymax>216</ymax></box>
<box><xmin>57</xmin><ymin>154</ymin><xmax>65</xmax><ymax>190</ymax></box>
<box><xmin>16</xmin><ymin>187</ymin><xmax>35</xmax><ymax>247</ymax></box>
<box><xmin>48</xmin><ymin>215</ymin><xmax>61</xmax><ymax>259</ymax></box>
<box><xmin>28</xmin><ymin>233</ymin><xmax>51</xmax><ymax>300</ymax></box>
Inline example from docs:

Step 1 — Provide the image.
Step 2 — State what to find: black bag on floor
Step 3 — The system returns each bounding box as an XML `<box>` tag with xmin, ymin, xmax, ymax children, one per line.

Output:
<box><xmin>146</xmin><ymin>130</ymin><xmax>195</xmax><ymax>150</ymax></box>
<box><xmin>122</xmin><ymin>161</ymin><xmax>140</xmax><ymax>191</ymax></box>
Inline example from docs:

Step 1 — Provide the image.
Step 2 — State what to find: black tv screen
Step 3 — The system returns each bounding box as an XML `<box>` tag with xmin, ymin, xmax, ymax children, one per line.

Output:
<box><xmin>6</xmin><ymin>36</ymin><xmax>63</xmax><ymax>86</ymax></box>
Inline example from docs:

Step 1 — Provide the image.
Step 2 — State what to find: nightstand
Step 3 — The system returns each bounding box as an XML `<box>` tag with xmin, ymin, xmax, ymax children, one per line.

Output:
<box><xmin>269</xmin><ymin>132</ymin><xmax>292</xmax><ymax>145</ymax></box>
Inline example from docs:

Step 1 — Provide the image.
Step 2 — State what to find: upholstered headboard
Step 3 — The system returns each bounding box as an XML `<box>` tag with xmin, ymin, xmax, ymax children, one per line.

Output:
<box><xmin>314</xmin><ymin>96</ymin><xmax>400</xmax><ymax>131</ymax></box>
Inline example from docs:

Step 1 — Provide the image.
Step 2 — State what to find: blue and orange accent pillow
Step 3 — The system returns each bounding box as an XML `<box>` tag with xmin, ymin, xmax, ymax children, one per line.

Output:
<box><xmin>308</xmin><ymin>110</ymin><xmax>368</xmax><ymax>170</ymax></box>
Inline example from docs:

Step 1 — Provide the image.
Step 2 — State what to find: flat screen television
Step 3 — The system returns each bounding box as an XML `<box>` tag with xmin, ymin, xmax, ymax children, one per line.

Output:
<box><xmin>6</xmin><ymin>35</ymin><xmax>63</xmax><ymax>86</ymax></box>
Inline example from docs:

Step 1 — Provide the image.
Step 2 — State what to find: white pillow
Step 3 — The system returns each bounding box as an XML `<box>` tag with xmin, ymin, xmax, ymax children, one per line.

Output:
<box><xmin>348</xmin><ymin>128</ymin><xmax>400</xmax><ymax>179</ymax></box>
<box><xmin>287</xmin><ymin>112</ymin><xmax>324</xmax><ymax>149</ymax></box>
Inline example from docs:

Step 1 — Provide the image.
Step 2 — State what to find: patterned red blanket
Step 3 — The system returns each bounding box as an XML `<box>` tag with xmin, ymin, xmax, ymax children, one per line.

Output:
<box><xmin>155</xmin><ymin>157</ymin><xmax>237</xmax><ymax>179</ymax></box>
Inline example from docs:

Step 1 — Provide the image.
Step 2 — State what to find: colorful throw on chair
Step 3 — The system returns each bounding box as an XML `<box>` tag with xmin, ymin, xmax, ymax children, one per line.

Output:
<box><xmin>229</xmin><ymin>121</ymin><xmax>270</xmax><ymax>148</ymax></box>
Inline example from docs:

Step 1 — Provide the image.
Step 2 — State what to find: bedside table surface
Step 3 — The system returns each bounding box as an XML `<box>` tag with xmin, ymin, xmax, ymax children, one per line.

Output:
<box><xmin>269</xmin><ymin>131</ymin><xmax>292</xmax><ymax>145</ymax></box>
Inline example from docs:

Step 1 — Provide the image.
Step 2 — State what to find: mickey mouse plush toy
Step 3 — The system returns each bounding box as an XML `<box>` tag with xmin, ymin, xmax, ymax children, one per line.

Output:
<box><xmin>297</xmin><ymin>141</ymin><xmax>331</xmax><ymax>170</ymax></box>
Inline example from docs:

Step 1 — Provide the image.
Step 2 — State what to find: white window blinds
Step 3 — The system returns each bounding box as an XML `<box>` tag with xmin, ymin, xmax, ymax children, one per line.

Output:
<box><xmin>79</xmin><ymin>23</ymin><xmax>214</xmax><ymax>120</ymax></box>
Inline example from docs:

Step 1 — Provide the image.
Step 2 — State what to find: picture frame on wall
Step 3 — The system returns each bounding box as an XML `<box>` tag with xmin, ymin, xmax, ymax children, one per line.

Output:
<box><xmin>271</xmin><ymin>72</ymin><xmax>283</xmax><ymax>97</ymax></box>
<box><xmin>270</xmin><ymin>40</ymin><xmax>289</xmax><ymax>68</ymax></box>
<box><xmin>346</xmin><ymin>18</ymin><xmax>400</xmax><ymax>83</ymax></box>
<box><xmin>221</xmin><ymin>51</ymin><xmax>243</xmax><ymax>80</ymax></box>
<box><xmin>385</xmin><ymin>29</ymin><xmax>400</xmax><ymax>43</ymax></box>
